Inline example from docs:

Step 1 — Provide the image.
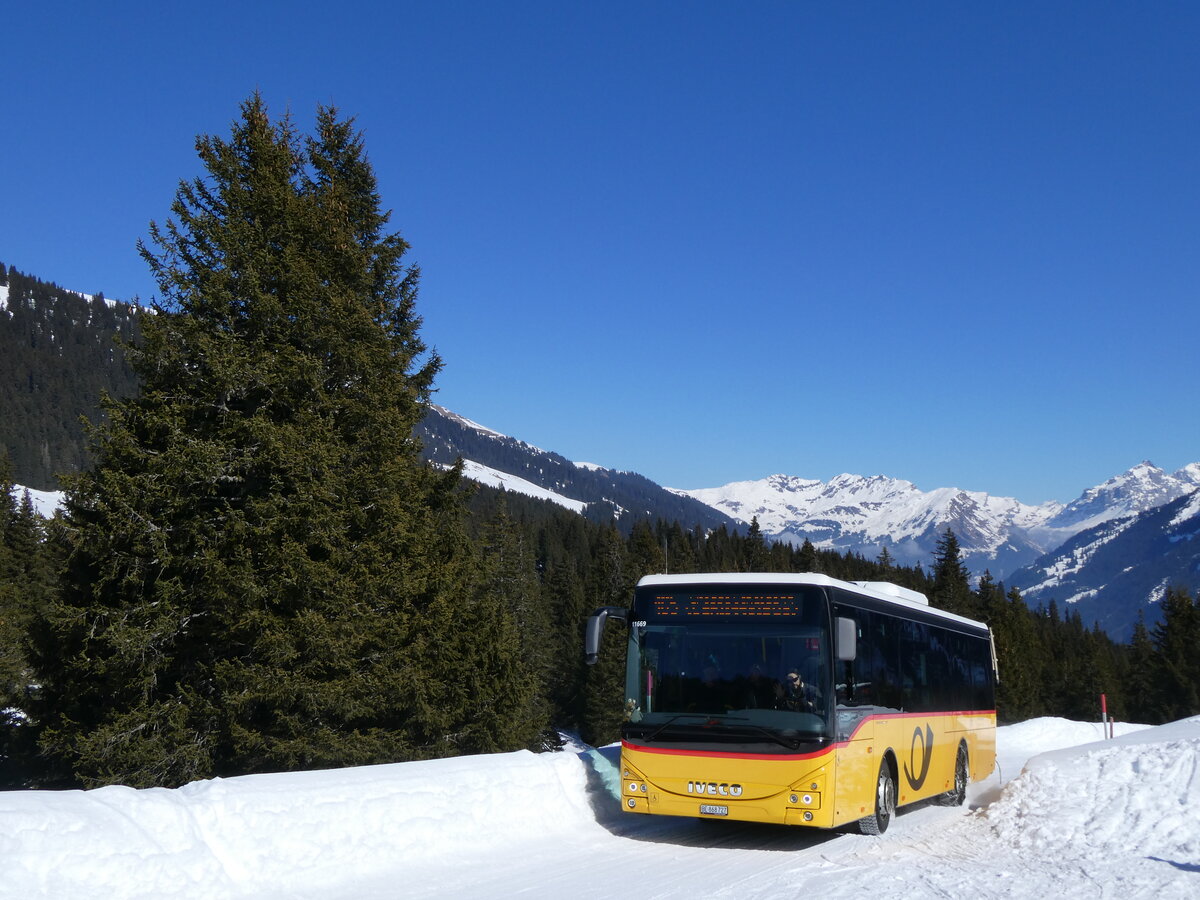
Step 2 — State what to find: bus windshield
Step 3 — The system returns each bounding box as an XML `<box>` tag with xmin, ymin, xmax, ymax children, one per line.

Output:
<box><xmin>625</xmin><ymin>621</ymin><xmax>831</xmax><ymax>741</ymax></box>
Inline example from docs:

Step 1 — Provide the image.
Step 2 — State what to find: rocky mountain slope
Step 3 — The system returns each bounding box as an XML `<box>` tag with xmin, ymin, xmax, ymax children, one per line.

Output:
<box><xmin>1006</xmin><ymin>489</ymin><xmax>1200</xmax><ymax>639</ymax></box>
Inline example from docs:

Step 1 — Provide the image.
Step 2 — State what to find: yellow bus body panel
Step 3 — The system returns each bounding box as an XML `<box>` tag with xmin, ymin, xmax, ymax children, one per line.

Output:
<box><xmin>620</xmin><ymin>711</ymin><xmax>995</xmax><ymax>830</ymax></box>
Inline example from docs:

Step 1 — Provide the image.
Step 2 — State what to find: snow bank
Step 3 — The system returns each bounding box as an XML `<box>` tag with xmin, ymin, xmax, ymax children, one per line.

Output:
<box><xmin>0</xmin><ymin>749</ymin><xmax>601</xmax><ymax>900</ymax></box>
<box><xmin>985</xmin><ymin>716</ymin><xmax>1200</xmax><ymax>865</ymax></box>
<box><xmin>992</xmin><ymin>715</ymin><xmax>1152</xmax><ymax>779</ymax></box>
<box><xmin>3</xmin><ymin>717</ymin><xmax>1199</xmax><ymax>899</ymax></box>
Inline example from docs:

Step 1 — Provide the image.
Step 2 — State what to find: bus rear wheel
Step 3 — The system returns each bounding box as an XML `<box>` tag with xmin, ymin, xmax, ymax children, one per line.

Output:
<box><xmin>858</xmin><ymin>761</ymin><xmax>895</xmax><ymax>835</ymax></box>
<box><xmin>938</xmin><ymin>744</ymin><xmax>969</xmax><ymax>807</ymax></box>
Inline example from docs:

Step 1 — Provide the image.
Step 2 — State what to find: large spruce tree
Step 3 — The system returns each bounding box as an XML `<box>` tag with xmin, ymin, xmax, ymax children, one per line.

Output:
<box><xmin>28</xmin><ymin>96</ymin><xmax>489</xmax><ymax>788</ymax></box>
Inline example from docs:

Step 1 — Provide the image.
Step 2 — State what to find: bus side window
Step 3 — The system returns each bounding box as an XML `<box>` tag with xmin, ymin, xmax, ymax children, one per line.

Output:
<box><xmin>855</xmin><ymin>608</ymin><xmax>877</xmax><ymax>707</ymax></box>
<box><xmin>900</xmin><ymin>620</ymin><xmax>931</xmax><ymax>712</ymax></box>
<box><xmin>873</xmin><ymin>614</ymin><xmax>902</xmax><ymax>711</ymax></box>
<box><xmin>833</xmin><ymin>604</ymin><xmax>853</xmax><ymax>705</ymax></box>
<box><xmin>834</xmin><ymin>603</ymin><xmax>871</xmax><ymax>708</ymax></box>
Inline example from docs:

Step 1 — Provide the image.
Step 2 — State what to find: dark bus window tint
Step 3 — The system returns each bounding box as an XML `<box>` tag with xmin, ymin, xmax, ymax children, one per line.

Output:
<box><xmin>872</xmin><ymin>613</ymin><xmax>902</xmax><ymax>711</ymax></box>
<box><xmin>926</xmin><ymin>628</ymin><xmax>953</xmax><ymax>710</ymax></box>
<box><xmin>832</xmin><ymin>594</ymin><xmax>993</xmax><ymax>715</ymax></box>
<box><xmin>971</xmin><ymin>637</ymin><xmax>995</xmax><ymax>710</ymax></box>
<box><xmin>900</xmin><ymin>620</ymin><xmax>930</xmax><ymax>712</ymax></box>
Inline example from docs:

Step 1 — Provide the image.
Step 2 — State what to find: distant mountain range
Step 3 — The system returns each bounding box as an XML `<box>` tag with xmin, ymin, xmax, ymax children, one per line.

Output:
<box><xmin>418</xmin><ymin>406</ymin><xmax>1200</xmax><ymax>638</ymax></box>
<box><xmin>673</xmin><ymin>461</ymin><xmax>1200</xmax><ymax>581</ymax></box>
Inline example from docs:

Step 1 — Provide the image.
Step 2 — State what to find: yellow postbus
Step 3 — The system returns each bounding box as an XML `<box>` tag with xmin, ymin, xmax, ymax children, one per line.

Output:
<box><xmin>585</xmin><ymin>573</ymin><xmax>997</xmax><ymax>834</ymax></box>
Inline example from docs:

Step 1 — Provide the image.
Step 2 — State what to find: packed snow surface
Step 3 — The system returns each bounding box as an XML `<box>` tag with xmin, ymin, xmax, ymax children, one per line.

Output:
<box><xmin>2</xmin><ymin>716</ymin><xmax>1197</xmax><ymax>899</ymax></box>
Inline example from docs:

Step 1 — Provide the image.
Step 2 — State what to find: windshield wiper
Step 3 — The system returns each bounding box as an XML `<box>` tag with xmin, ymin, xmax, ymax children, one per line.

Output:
<box><xmin>731</xmin><ymin>723</ymin><xmax>806</xmax><ymax>751</ymax></box>
<box><xmin>642</xmin><ymin>713</ymin><xmax>729</xmax><ymax>743</ymax></box>
<box><xmin>639</xmin><ymin>715</ymin><xmax>808</xmax><ymax>751</ymax></box>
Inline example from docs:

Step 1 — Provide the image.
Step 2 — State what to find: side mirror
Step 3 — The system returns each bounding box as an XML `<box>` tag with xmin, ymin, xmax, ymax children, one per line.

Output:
<box><xmin>584</xmin><ymin>606</ymin><xmax>629</xmax><ymax>665</ymax></box>
<box><xmin>836</xmin><ymin>616</ymin><xmax>857</xmax><ymax>662</ymax></box>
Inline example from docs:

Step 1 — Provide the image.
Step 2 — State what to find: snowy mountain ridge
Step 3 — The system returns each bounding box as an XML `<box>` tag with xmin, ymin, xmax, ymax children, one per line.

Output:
<box><xmin>1006</xmin><ymin>488</ymin><xmax>1200</xmax><ymax>639</ymax></box>
<box><xmin>673</xmin><ymin>462</ymin><xmax>1200</xmax><ymax>580</ymax></box>
<box><xmin>1045</xmin><ymin>460</ymin><xmax>1200</xmax><ymax>532</ymax></box>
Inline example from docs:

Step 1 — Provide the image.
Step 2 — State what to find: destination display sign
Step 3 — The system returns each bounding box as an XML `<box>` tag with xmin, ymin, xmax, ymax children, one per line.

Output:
<box><xmin>643</xmin><ymin>592</ymin><xmax>810</xmax><ymax>620</ymax></box>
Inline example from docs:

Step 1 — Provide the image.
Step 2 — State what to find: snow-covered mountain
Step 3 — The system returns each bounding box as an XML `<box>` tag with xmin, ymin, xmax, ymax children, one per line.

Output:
<box><xmin>1007</xmin><ymin>488</ymin><xmax>1200</xmax><ymax>640</ymax></box>
<box><xmin>1044</xmin><ymin>460</ymin><xmax>1200</xmax><ymax>532</ymax></box>
<box><xmin>417</xmin><ymin>405</ymin><xmax>740</xmax><ymax>533</ymax></box>
<box><xmin>674</xmin><ymin>462</ymin><xmax>1200</xmax><ymax>581</ymax></box>
<box><xmin>674</xmin><ymin>473</ymin><xmax>1058</xmax><ymax>577</ymax></box>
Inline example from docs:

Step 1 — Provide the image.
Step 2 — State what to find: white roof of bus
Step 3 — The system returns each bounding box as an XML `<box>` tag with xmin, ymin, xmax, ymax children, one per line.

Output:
<box><xmin>636</xmin><ymin>572</ymin><xmax>988</xmax><ymax>632</ymax></box>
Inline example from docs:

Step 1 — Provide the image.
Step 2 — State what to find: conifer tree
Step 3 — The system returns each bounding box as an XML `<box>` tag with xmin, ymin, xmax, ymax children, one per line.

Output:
<box><xmin>581</xmin><ymin>525</ymin><xmax>629</xmax><ymax>745</ymax></box>
<box><xmin>989</xmin><ymin>587</ymin><xmax>1043</xmax><ymax>722</ymax></box>
<box><xmin>468</xmin><ymin>495</ymin><xmax>550</xmax><ymax>750</ymax></box>
<box><xmin>1151</xmin><ymin>587</ymin><xmax>1200</xmax><ymax>722</ymax></box>
<box><xmin>930</xmin><ymin>528</ymin><xmax>975</xmax><ymax>617</ymax></box>
<box><xmin>27</xmin><ymin>96</ymin><xmax>489</xmax><ymax>788</ymax></box>
<box><xmin>542</xmin><ymin>560</ymin><xmax>589</xmax><ymax>729</ymax></box>
<box><xmin>627</xmin><ymin>520</ymin><xmax>665</xmax><ymax>578</ymax></box>
<box><xmin>744</xmin><ymin>517</ymin><xmax>769</xmax><ymax>572</ymax></box>
<box><xmin>876</xmin><ymin>545</ymin><xmax>895</xmax><ymax>575</ymax></box>
<box><xmin>0</xmin><ymin>460</ymin><xmax>25</xmax><ymax>717</ymax></box>
<box><xmin>656</xmin><ymin>521</ymin><xmax>696</xmax><ymax>575</ymax></box>
<box><xmin>0</xmin><ymin>456</ymin><xmax>56</xmax><ymax>785</ymax></box>
<box><xmin>797</xmin><ymin>538</ymin><xmax>818</xmax><ymax>573</ymax></box>
<box><xmin>1126</xmin><ymin>612</ymin><xmax>1159</xmax><ymax>722</ymax></box>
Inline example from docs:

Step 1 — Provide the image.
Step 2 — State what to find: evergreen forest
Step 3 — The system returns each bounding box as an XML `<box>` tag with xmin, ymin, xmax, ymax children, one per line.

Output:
<box><xmin>1</xmin><ymin>97</ymin><xmax>1198</xmax><ymax>791</ymax></box>
<box><xmin>0</xmin><ymin>264</ymin><xmax>141</xmax><ymax>489</ymax></box>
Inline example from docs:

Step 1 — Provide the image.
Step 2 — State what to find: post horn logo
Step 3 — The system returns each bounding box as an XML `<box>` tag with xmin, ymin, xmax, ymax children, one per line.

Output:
<box><xmin>903</xmin><ymin>723</ymin><xmax>934</xmax><ymax>790</ymax></box>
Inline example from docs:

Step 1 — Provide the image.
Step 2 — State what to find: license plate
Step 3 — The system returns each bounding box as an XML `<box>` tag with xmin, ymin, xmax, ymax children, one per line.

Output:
<box><xmin>699</xmin><ymin>804</ymin><xmax>729</xmax><ymax>816</ymax></box>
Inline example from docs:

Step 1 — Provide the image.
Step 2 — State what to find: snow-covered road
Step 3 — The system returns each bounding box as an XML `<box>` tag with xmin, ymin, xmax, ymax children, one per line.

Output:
<box><xmin>3</xmin><ymin>717</ymin><xmax>1197</xmax><ymax>899</ymax></box>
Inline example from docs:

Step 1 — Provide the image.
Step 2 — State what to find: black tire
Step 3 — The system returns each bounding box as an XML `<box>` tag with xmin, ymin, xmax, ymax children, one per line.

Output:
<box><xmin>858</xmin><ymin>760</ymin><xmax>896</xmax><ymax>835</ymax></box>
<box><xmin>931</xmin><ymin>748</ymin><xmax>969</xmax><ymax>811</ymax></box>
<box><xmin>936</xmin><ymin>744</ymin><xmax>968</xmax><ymax>807</ymax></box>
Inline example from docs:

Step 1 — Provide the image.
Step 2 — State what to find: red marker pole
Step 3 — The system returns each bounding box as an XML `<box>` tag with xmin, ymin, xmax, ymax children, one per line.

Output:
<box><xmin>1100</xmin><ymin>693</ymin><xmax>1109</xmax><ymax>739</ymax></box>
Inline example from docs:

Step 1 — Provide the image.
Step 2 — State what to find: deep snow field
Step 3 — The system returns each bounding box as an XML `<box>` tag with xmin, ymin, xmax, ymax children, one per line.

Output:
<box><xmin>2</xmin><ymin>715</ymin><xmax>1198</xmax><ymax>899</ymax></box>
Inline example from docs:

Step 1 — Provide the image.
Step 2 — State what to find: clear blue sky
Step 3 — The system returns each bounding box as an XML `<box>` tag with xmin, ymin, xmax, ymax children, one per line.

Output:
<box><xmin>3</xmin><ymin>2</ymin><xmax>1197</xmax><ymax>504</ymax></box>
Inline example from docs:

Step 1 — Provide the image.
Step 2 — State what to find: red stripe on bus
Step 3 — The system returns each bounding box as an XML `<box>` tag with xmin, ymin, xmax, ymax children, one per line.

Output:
<box><xmin>838</xmin><ymin>709</ymin><xmax>997</xmax><ymax>742</ymax></box>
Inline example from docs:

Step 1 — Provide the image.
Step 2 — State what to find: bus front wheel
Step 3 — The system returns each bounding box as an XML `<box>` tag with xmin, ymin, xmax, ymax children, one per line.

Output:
<box><xmin>858</xmin><ymin>760</ymin><xmax>896</xmax><ymax>835</ymax></box>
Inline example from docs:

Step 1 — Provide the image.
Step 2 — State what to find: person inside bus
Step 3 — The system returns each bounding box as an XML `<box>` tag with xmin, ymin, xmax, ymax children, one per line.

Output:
<box><xmin>776</xmin><ymin>667</ymin><xmax>817</xmax><ymax>713</ymax></box>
